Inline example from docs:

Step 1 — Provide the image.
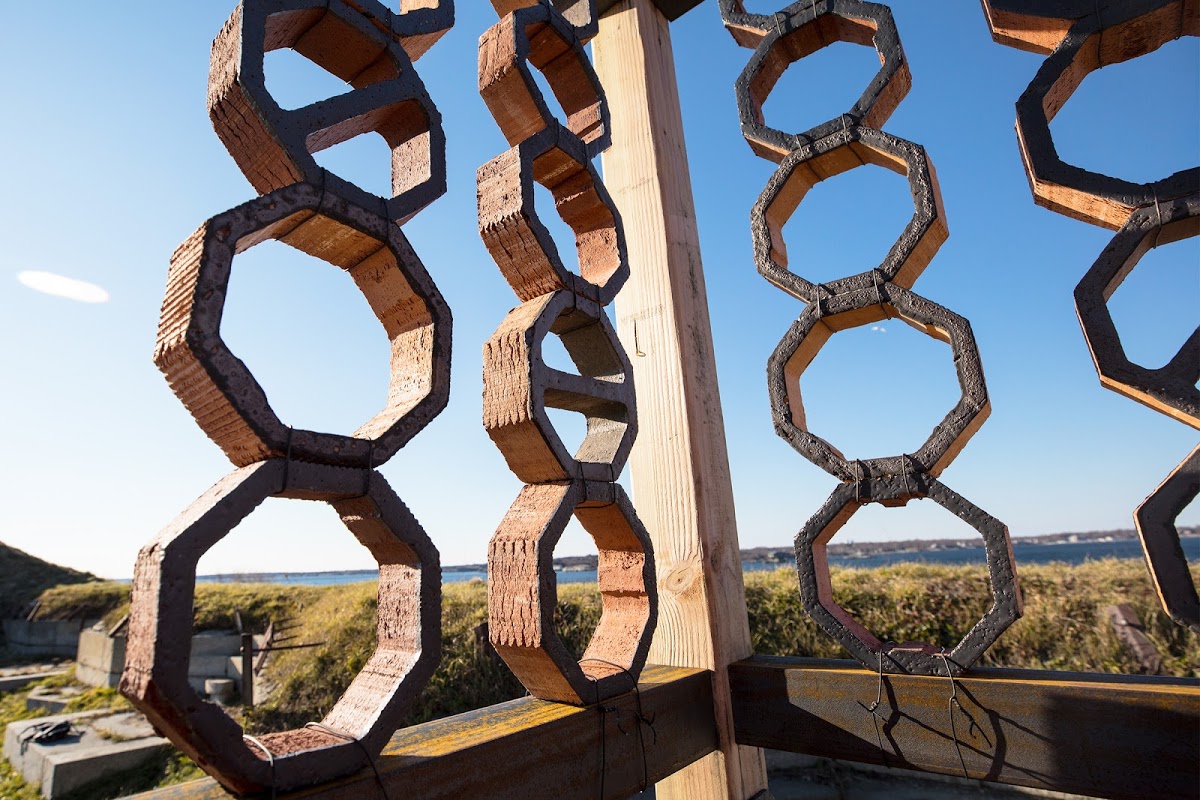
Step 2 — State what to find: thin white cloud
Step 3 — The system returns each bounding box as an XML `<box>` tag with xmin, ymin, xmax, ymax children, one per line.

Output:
<box><xmin>16</xmin><ymin>271</ymin><xmax>109</xmax><ymax>304</ymax></box>
<box><xmin>870</xmin><ymin>325</ymin><xmax>888</xmax><ymax>333</ymax></box>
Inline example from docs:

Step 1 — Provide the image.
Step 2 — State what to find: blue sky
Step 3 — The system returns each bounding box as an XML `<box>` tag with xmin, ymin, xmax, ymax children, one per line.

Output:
<box><xmin>1</xmin><ymin>3</ymin><xmax>1195</xmax><ymax>578</ymax></box>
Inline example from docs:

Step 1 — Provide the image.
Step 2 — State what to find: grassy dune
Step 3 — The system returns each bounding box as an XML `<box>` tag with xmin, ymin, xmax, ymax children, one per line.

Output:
<box><xmin>21</xmin><ymin>559</ymin><xmax>1199</xmax><ymax>738</ymax></box>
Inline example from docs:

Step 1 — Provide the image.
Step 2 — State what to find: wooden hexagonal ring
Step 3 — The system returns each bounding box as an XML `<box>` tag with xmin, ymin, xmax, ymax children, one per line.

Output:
<box><xmin>795</xmin><ymin>474</ymin><xmax>1022</xmax><ymax>675</ymax></box>
<box><xmin>209</xmin><ymin>0</ymin><xmax>447</xmax><ymax>224</ymax></box>
<box><xmin>1074</xmin><ymin>194</ymin><xmax>1200</xmax><ymax>427</ymax></box>
<box><xmin>751</xmin><ymin>125</ymin><xmax>948</xmax><ymax>304</ymax></box>
<box><xmin>120</xmin><ymin>460</ymin><xmax>440</xmax><ymax>796</ymax></box>
<box><xmin>768</xmin><ymin>281</ymin><xmax>990</xmax><ymax>482</ymax></box>
<box><xmin>1014</xmin><ymin>3</ymin><xmax>1198</xmax><ymax>229</ymax></box>
<box><xmin>1135</xmin><ymin>446</ymin><xmax>1200</xmax><ymax>632</ymax></box>
<box><xmin>734</xmin><ymin>0</ymin><xmax>910</xmax><ymax>162</ymax></box>
<box><xmin>478</xmin><ymin>123</ymin><xmax>629</xmax><ymax>304</ymax></box>
<box><xmin>484</xmin><ymin>290</ymin><xmax>636</xmax><ymax>484</ymax></box>
<box><xmin>488</xmin><ymin>481</ymin><xmax>657</xmax><ymax>705</ymax></box>
<box><xmin>155</xmin><ymin>181</ymin><xmax>452</xmax><ymax>469</ymax></box>
<box><xmin>479</xmin><ymin>3</ymin><xmax>609</xmax><ymax>159</ymax></box>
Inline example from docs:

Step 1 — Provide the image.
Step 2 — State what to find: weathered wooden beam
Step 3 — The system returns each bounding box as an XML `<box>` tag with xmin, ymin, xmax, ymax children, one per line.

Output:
<box><xmin>729</xmin><ymin>656</ymin><xmax>1200</xmax><ymax>800</ymax></box>
<box><xmin>593</xmin><ymin>1</ymin><xmax>770</xmax><ymax>799</ymax></box>
<box><xmin>130</xmin><ymin>665</ymin><xmax>715</xmax><ymax>800</ymax></box>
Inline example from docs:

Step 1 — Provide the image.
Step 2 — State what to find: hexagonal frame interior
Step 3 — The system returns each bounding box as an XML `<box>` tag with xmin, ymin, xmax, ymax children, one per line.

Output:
<box><xmin>478</xmin><ymin>123</ymin><xmax>629</xmax><ymax>304</ymax></box>
<box><xmin>768</xmin><ymin>282</ymin><xmax>990</xmax><ymax>483</ymax></box>
<box><xmin>1134</xmin><ymin>446</ymin><xmax>1200</xmax><ymax>632</ymax></box>
<box><xmin>794</xmin><ymin>473</ymin><xmax>1022</xmax><ymax>675</ymax></box>
<box><xmin>155</xmin><ymin>181</ymin><xmax>452</xmax><ymax>469</ymax></box>
<box><xmin>734</xmin><ymin>0</ymin><xmax>910</xmax><ymax>162</ymax></box>
<box><xmin>1014</xmin><ymin>2</ymin><xmax>1199</xmax><ymax>229</ymax></box>
<box><xmin>120</xmin><ymin>459</ymin><xmax>440</xmax><ymax>796</ymax></box>
<box><xmin>484</xmin><ymin>291</ymin><xmax>637</xmax><ymax>484</ymax></box>
<box><xmin>1074</xmin><ymin>195</ymin><xmax>1200</xmax><ymax>427</ymax></box>
<box><xmin>488</xmin><ymin>481</ymin><xmax>657</xmax><ymax>705</ymax></box>
<box><xmin>209</xmin><ymin>0</ymin><xmax>447</xmax><ymax>225</ymax></box>
<box><xmin>751</xmin><ymin>125</ymin><xmax>947</xmax><ymax>304</ymax></box>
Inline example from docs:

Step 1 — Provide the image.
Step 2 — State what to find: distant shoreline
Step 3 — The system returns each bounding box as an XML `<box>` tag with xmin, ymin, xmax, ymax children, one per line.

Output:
<box><xmin>194</xmin><ymin>527</ymin><xmax>1199</xmax><ymax>583</ymax></box>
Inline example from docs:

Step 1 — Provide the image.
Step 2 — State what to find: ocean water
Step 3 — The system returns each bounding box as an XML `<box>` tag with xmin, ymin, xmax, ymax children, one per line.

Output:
<box><xmin>195</xmin><ymin>537</ymin><xmax>1200</xmax><ymax>586</ymax></box>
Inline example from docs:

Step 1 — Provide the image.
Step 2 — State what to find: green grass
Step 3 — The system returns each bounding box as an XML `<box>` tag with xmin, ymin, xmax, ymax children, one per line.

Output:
<box><xmin>4</xmin><ymin>557</ymin><xmax>1195</xmax><ymax>796</ymax></box>
<box><xmin>744</xmin><ymin>559</ymin><xmax>1199</xmax><ymax>676</ymax></box>
<box><xmin>0</xmin><ymin>542</ymin><xmax>98</xmax><ymax>624</ymax></box>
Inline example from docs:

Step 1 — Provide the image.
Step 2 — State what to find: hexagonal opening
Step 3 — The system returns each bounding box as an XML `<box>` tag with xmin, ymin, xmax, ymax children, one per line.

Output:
<box><xmin>122</xmin><ymin>463</ymin><xmax>438</xmax><ymax>794</ymax></box>
<box><xmin>552</xmin><ymin>517</ymin><xmax>601</xmax><ymax>663</ymax></box>
<box><xmin>518</xmin><ymin>17</ymin><xmax>603</xmax><ymax>147</ymax></box>
<box><xmin>530</xmin><ymin>146</ymin><xmax>622</xmax><ymax>291</ymax></box>
<box><xmin>770</xmin><ymin>157</ymin><xmax>920</xmax><ymax>288</ymax></box>
<box><xmin>1049</xmin><ymin>37</ymin><xmax>1198</xmax><ymax>185</ymax></box>
<box><xmin>758</xmin><ymin>39</ymin><xmax>887</xmax><ymax>139</ymax></box>
<box><xmin>263</xmin><ymin>47</ymin><xmax>351</xmax><ymax>111</ymax></box>
<box><xmin>1106</xmin><ymin>221</ymin><xmax>1200</xmax><ymax>371</ymax></box>
<box><xmin>221</xmin><ymin>240</ymin><xmax>393</xmax><ymax>438</ymax></box>
<box><xmin>789</xmin><ymin>315</ymin><xmax>964</xmax><ymax>466</ymax></box>
<box><xmin>534</xmin><ymin>181</ymin><xmax>583</xmax><ymax>277</ymax></box>
<box><xmin>819</xmin><ymin>500</ymin><xmax>996</xmax><ymax>653</ymax></box>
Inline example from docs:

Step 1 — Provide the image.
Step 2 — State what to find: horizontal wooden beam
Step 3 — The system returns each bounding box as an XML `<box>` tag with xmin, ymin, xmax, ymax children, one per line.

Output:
<box><xmin>132</xmin><ymin>665</ymin><xmax>715</xmax><ymax>800</ymax></box>
<box><xmin>598</xmin><ymin>0</ymin><xmax>702</xmax><ymax>22</ymax></box>
<box><xmin>729</xmin><ymin>656</ymin><xmax>1200</xmax><ymax>800</ymax></box>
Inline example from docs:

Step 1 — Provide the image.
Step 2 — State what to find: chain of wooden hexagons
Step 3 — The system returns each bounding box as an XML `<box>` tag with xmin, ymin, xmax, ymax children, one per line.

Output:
<box><xmin>985</xmin><ymin>0</ymin><xmax>1199</xmax><ymax>630</ymax></box>
<box><xmin>723</xmin><ymin>1</ymin><xmax>1020</xmax><ymax>674</ymax></box>
<box><xmin>478</xmin><ymin>0</ymin><xmax>657</xmax><ymax>705</ymax></box>
<box><xmin>124</xmin><ymin>1</ymin><xmax>454</xmax><ymax>793</ymax></box>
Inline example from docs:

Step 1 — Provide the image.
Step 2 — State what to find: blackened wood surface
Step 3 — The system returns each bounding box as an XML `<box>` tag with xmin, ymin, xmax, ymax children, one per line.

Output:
<box><xmin>729</xmin><ymin>656</ymin><xmax>1200</xmax><ymax>800</ymax></box>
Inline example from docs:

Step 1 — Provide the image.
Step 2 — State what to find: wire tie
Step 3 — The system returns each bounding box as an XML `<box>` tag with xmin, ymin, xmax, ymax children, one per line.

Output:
<box><xmin>1151</xmin><ymin>190</ymin><xmax>1164</xmax><ymax>249</ymax></box>
<box><xmin>304</xmin><ymin>722</ymin><xmax>391</xmax><ymax>800</ymax></box>
<box><xmin>937</xmin><ymin>651</ymin><xmax>970</xmax><ymax>780</ymax></box>
<box><xmin>580</xmin><ymin>658</ymin><xmax>654</xmax><ymax>792</ymax></box>
<box><xmin>863</xmin><ymin>642</ymin><xmax>895</xmax><ymax>767</ymax></box>
<box><xmin>242</xmin><ymin>735</ymin><xmax>278</xmax><ymax>800</ymax></box>
<box><xmin>281</xmin><ymin>426</ymin><xmax>295</xmax><ymax>494</ymax></box>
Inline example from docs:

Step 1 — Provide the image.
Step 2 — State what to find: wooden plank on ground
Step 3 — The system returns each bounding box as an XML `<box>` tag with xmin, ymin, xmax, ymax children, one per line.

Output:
<box><xmin>729</xmin><ymin>656</ymin><xmax>1200</xmax><ymax>800</ymax></box>
<box><xmin>594</xmin><ymin>2</ymin><xmax>770</xmax><ymax>799</ymax></box>
<box><xmin>131</xmin><ymin>665</ymin><xmax>715</xmax><ymax>800</ymax></box>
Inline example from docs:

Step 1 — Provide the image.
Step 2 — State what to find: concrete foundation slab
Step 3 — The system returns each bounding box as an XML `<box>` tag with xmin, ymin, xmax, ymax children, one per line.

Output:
<box><xmin>3</xmin><ymin>711</ymin><xmax>169</xmax><ymax>799</ymax></box>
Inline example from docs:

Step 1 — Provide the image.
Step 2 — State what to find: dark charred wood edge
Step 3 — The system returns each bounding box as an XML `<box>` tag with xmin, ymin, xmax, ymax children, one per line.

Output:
<box><xmin>728</xmin><ymin>655</ymin><xmax>1200</xmax><ymax>800</ymax></box>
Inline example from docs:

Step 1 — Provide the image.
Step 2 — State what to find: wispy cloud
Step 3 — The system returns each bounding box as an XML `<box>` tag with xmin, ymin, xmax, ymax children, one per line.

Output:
<box><xmin>870</xmin><ymin>325</ymin><xmax>888</xmax><ymax>334</ymax></box>
<box><xmin>16</xmin><ymin>271</ymin><xmax>109</xmax><ymax>304</ymax></box>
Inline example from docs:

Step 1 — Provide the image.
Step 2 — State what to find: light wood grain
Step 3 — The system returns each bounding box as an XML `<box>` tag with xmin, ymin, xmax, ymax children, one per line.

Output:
<box><xmin>594</xmin><ymin>2</ymin><xmax>769</xmax><ymax>797</ymax></box>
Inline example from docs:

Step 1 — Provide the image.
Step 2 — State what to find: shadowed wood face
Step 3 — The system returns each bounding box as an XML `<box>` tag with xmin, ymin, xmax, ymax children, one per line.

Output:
<box><xmin>121</xmin><ymin>460</ymin><xmax>441</xmax><ymax>796</ymax></box>
<box><xmin>154</xmin><ymin>182</ymin><xmax>451</xmax><ymax>470</ymax></box>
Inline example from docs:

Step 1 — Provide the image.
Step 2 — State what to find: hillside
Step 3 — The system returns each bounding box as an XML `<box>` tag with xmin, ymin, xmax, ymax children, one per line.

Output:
<box><xmin>0</xmin><ymin>541</ymin><xmax>97</xmax><ymax>623</ymax></box>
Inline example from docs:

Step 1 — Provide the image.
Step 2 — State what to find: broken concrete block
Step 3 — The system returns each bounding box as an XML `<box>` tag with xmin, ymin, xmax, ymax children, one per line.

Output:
<box><xmin>155</xmin><ymin>181</ymin><xmax>451</xmax><ymax>469</ymax></box>
<box><xmin>767</xmin><ymin>281</ymin><xmax>990</xmax><ymax>483</ymax></box>
<box><xmin>480</xmin><ymin>3</ymin><xmax>610</xmax><ymax>158</ymax></box>
<box><xmin>794</xmin><ymin>474</ymin><xmax>1022</xmax><ymax>675</ymax></box>
<box><xmin>1134</xmin><ymin>446</ymin><xmax>1200</xmax><ymax>633</ymax></box>
<box><xmin>1014</xmin><ymin>2</ymin><xmax>1199</xmax><ymax>229</ymax></box>
<box><xmin>208</xmin><ymin>0</ymin><xmax>446</xmax><ymax>224</ymax></box>
<box><xmin>478</xmin><ymin>123</ymin><xmax>629</xmax><ymax>304</ymax></box>
<box><xmin>484</xmin><ymin>290</ymin><xmax>636</xmax><ymax>484</ymax></box>
<box><xmin>733</xmin><ymin>0</ymin><xmax>910</xmax><ymax>162</ymax></box>
<box><xmin>488</xmin><ymin>481</ymin><xmax>656</xmax><ymax>705</ymax></box>
<box><xmin>120</xmin><ymin>460</ymin><xmax>441</xmax><ymax>796</ymax></box>
<box><xmin>1074</xmin><ymin>194</ymin><xmax>1200</xmax><ymax>427</ymax></box>
<box><xmin>751</xmin><ymin>125</ymin><xmax>948</xmax><ymax>304</ymax></box>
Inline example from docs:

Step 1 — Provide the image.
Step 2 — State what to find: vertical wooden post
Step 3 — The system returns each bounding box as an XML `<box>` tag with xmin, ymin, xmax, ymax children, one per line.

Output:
<box><xmin>593</xmin><ymin>3</ymin><xmax>770</xmax><ymax>798</ymax></box>
<box><xmin>241</xmin><ymin>632</ymin><xmax>254</xmax><ymax>708</ymax></box>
